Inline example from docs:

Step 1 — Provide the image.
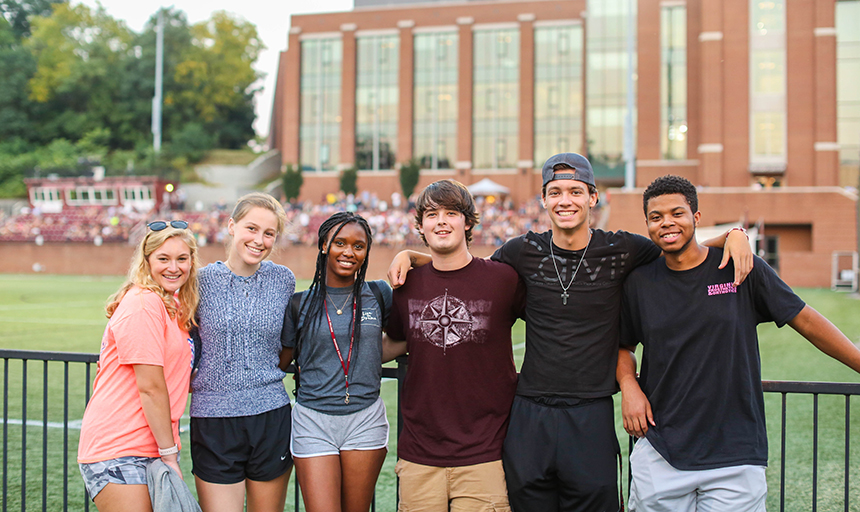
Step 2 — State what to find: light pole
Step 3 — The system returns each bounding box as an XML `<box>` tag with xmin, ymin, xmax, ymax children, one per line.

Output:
<box><xmin>152</xmin><ymin>9</ymin><xmax>164</xmax><ymax>154</ymax></box>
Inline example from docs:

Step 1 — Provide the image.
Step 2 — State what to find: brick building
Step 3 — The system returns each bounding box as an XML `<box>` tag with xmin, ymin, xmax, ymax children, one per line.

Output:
<box><xmin>270</xmin><ymin>0</ymin><xmax>860</xmax><ymax>287</ymax></box>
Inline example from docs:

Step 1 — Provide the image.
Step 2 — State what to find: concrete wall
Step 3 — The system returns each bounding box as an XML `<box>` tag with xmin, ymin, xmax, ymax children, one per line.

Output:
<box><xmin>0</xmin><ymin>242</ymin><xmax>497</xmax><ymax>282</ymax></box>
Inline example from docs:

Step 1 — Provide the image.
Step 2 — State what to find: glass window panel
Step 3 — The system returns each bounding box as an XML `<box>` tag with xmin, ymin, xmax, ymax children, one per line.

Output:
<box><xmin>752</xmin><ymin>112</ymin><xmax>785</xmax><ymax>157</ymax></box>
<box><xmin>838</xmin><ymin>0</ymin><xmax>860</xmax><ymax>179</ymax></box>
<box><xmin>749</xmin><ymin>0</ymin><xmax>786</xmax><ymax>166</ymax></box>
<box><xmin>751</xmin><ymin>51</ymin><xmax>786</xmax><ymax>94</ymax></box>
<box><xmin>413</xmin><ymin>32</ymin><xmax>459</xmax><ymax>169</ymax></box>
<box><xmin>534</xmin><ymin>25</ymin><xmax>584</xmax><ymax>166</ymax></box>
<box><xmin>354</xmin><ymin>35</ymin><xmax>399</xmax><ymax>171</ymax></box>
<box><xmin>473</xmin><ymin>28</ymin><xmax>519</xmax><ymax>169</ymax></box>
<box><xmin>587</xmin><ymin>0</ymin><xmax>637</xmax><ymax>174</ymax></box>
<box><xmin>751</xmin><ymin>0</ymin><xmax>785</xmax><ymax>34</ymax></box>
<box><xmin>661</xmin><ymin>5</ymin><xmax>687</xmax><ymax>160</ymax></box>
<box><xmin>300</xmin><ymin>38</ymin><xmax>343</xmax><ymax>172</ymax></box>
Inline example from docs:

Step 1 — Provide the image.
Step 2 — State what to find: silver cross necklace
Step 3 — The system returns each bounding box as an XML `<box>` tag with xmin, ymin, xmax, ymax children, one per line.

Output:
<box><xmin>549</xmin><ymin>230</ymin><xmax>592</xmax><ymax>306</ymax></box>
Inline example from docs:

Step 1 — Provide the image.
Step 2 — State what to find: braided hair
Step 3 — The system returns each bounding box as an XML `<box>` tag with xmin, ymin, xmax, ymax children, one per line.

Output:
<box><xmin>294</xmin><ymin>211</ymin><xmax>374</xmax><ymax>367</ymax></box>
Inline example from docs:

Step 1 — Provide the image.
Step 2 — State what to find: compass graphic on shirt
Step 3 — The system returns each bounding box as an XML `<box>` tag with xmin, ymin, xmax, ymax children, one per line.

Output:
<box><xmin>418</xmin><ymin>290</ymin><xmax>474</xmax><ymax>353</ymax></box>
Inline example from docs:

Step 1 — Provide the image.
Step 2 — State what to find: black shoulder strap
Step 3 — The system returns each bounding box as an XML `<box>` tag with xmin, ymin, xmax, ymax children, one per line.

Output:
<box><xmin>289</xmin><ymin>292</ymin><xmax>304</xmax><ymax>394</ymax></box>
<box><xmin>290</xmin><ymin>292</ymin><xmax>302</xmax><ymax>332</ymax></box>
<box><xmin>367</xmin><ymin>280</ymin><xmax>387</xmax><ymax>319</ymax></box>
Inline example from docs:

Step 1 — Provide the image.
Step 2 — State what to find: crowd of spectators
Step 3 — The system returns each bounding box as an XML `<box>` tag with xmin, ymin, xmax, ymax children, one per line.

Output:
<box><xmin>0</xmin><ymin>190</ymin><xmax>554</xmax><ymax>248</ymax></box>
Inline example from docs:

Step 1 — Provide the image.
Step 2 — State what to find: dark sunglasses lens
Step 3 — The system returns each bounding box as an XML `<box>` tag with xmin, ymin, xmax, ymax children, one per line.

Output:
<box><xmin>147</xmin><ymin>221</ymin><xmax>168</xmax><ymax>231</ymax></box>
<box><xmin>170</xmin><ymin>220</ymin><xmax>189</xmax><ymax>229</ymax></box>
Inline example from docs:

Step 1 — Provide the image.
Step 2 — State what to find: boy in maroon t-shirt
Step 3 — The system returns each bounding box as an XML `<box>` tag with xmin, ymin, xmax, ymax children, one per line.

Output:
<box><xmin>383</xmin><ymin>179</ymin><xmax>525</xmax><ymax>511</ymax></box>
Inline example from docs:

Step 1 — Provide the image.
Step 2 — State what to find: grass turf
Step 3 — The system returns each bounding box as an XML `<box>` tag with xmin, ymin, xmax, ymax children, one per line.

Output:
<box><xmin>0</xmin><ymin>275</ymin><xmax>859</xmax><ymax>510</ymax></box>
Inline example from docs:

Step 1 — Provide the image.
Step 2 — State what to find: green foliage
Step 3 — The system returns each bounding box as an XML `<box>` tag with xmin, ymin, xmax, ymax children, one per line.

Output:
<box><xmin>399</xmin><ymin>159</ymin><xmax>421</xmax><ymax>200</ymax></box>
<box><xmin>282</xmin><ymin>163</ymin><xmax>303</xmax><ymax>203</ymax></box>
<box><xmin>0</xmin><ymin>0</ymin><xmax>62</xmax><ymax>39</ymax></box>
<box><xmin>172</xmin><ymin>10</ymin><xmax>262</xmax><ymax>148</ymax></box>
<box><xmin>0</xmin><ymin>3</ymin><xmax>264</xmax><ymax>197</ymax></box>
<box><xmin>170</xmin><ymin>122</ymin><xmax>213</xmax><ymax>163</ymax></box>
<box><xmin>340</xmin><ymin>166</ymin><xmax>358</xmax><ymax>196</ymax></box>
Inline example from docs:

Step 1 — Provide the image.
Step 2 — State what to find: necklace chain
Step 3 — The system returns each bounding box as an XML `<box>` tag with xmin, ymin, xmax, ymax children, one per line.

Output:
<box><xmin>327</xmin><ymin>292</ymin><xmax>353</xmax><ymax>315</ymax></box>
<box><xmin>549</xmin><ymin>230</ymin><xmax>592</xmax><ymax>306</ymax></box>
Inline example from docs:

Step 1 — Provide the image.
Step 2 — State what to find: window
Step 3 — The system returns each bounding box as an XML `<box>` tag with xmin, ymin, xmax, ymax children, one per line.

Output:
<box><xmin>534</xmin><ymin>23</ymin><xmax>583</xmax><ymax>166</ymax></box>
<box><xmin>837</xmin><ymin>0</ymin><xmax>860</xmax><ymax>185</ymax></box>
<box><xmin>749</xmin><ymin>0</ymin><xmax>786</xmax><ymax>170</ymax></box>
<box><xmin>356</xmin><ymin>34</ymin><xmax>399</xmax><ymax>170</ymax></box>
<box><xmin>300</xmin><ymin>37</ymin><xmax>343</xmax><ymax>172</ymax></box>
<box><xmin>473</xmin><ymin>27</ymin><xmax>519</xmax><ymax>169</ymax></box>
<box><xmin>586</xmin><ymin>0</ymin><xmax>637</xmax><ymax>180</ymax></box>
<box><xmin>414</xmin><ymin>31</ymin><xmax>458</xmax><ymax>170</ymax></box>
<box><xmin>661</xmin><ymin>4</ymin><xmax>687</xmax><ymax>160</ymax></box>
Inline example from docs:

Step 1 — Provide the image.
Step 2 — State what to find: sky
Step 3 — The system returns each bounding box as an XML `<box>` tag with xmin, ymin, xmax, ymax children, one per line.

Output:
<box><xmin>74</xmin><ymin>0</ymin><xmax>354</xmax><ymax>139</ymax></box>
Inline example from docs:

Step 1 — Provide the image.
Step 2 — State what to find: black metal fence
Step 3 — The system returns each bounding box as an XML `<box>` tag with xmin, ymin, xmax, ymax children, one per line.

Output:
<box><xmin>762</xmin><ymin>380</ymin><xmax>860</xmax><ymax>512</ymax></box>
<box><xmin>1</xmin><ymin>349</ymin><xmax>858</xmax><ymax>512</ymax></box>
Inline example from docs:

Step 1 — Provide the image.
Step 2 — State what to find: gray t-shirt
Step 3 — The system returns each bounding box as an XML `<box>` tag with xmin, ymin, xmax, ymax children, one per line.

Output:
<box><xmin>190</xmin><ymin>261</ymin><xmax>294</xmax><ymax>417</ymax></box>
<box><xmin>284</xmin><ymin>280</ymin><xmax>392</xmax><ymax>415</ymax></box>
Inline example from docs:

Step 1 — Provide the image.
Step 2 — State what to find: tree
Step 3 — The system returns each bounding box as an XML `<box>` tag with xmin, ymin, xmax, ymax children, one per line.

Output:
<box><xmin>0</xmin><ymin>0</ymin><xmax>62</xmax><ymax>39</ymax></box>
<box><xmin>170</xmin><ymin>122</ymin><xmax>213</xmax><ymax>163</ymax></box>
<box><xmin>281</xmin><ymin>163</ymin><xmax>303</xmax><ymax>204</ymax></box>
<box><xmin>0</xmin><ymin>18</ymin><xmax>38</xmax><ymax>143</ymax></box>
<box><xmin>340</xmin><ymin>166</ymin><xmax>358</xmax><ymax>196</ymax></box>
<box><xmin>24</xmin><ymin>2</ymin><xmax>134</xmax><ymax>145</ymax></box>
<box><xmin>399</xmin><ymin>159</ymin><xmax>421</xmax><ymax>201</ymax></box>
<box><xmin>172</xmin><ymin>11</ymin><xmax>263</xmax><ymax>148</ymax></box>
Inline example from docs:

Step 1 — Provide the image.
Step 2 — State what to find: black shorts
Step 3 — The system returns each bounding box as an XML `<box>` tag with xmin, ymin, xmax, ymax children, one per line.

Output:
<box><xmin>191</xmin><ymin>404</ymin><xmax>293</xmax><ymax>484</ymax></box>
<box><xmin>502</xmin><ymin>395</ymin><xmax>621</xmax><ymax>512</ymax></box>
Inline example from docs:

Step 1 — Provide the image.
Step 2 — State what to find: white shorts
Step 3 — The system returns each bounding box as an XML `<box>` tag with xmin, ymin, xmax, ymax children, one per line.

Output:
<box><xmin>290</xmin><ymin>396</ymin><xmax>389</xmax><ymax>458</ymax></box>
<box><xmin>629</xmin><ymin>438</ymin><xmax>767</xmax><ymax>512</ymax></box>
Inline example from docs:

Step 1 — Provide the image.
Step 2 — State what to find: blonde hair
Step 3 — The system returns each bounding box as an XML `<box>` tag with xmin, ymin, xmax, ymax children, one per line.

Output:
<box><xmin>226</xmin><ymin>192</ymin><xmax>288</xmax><ymax>258</ymax></box>
<box><xmin>106</xmin><ymin>227</ymin><xmax>201</xmax><ymax>331</ymax></box>
<box><xmin>231</xmin><ymin>192</ymin><xmax>288</xmax><ymax>234</ymax></box>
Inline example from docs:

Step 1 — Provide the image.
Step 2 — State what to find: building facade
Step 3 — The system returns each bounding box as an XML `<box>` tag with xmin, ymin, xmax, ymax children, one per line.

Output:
<box><xmin>270</xmin><ymin>0</ymin><xmax>859</xmax><ymax>287</ymax></box>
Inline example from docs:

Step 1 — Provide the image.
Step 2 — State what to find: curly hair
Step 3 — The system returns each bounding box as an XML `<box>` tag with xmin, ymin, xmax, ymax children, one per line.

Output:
<box><xmin>642</xmin><ymin>175</ymin><xmax>698</xmax><ymax>215</ymax></box>
<box><xmin>414</xmin><ymin>179</ymin><xmax>480</xmax><ymax>247</ymax></box>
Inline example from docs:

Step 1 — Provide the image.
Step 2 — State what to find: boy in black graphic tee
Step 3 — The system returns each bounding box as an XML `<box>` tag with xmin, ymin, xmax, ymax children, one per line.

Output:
<box><xmin>389</xmin><ymin>153</ymin><xmax>755</xmax><ymax>512</ymax></box>
<box><xmin>618</xmin><ymin>175</ymin><xmax>860</xmax><ymax>511</ymax></box>
<box><xmin>383</xmin><ymin>180</ymin><xmax>525</xmax><ymax>511</ymax></box>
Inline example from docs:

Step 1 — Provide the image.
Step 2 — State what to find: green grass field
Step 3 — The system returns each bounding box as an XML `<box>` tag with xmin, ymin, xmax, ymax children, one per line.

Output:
<box><xmin>1</xmin><ymin>274</ymin><xmax>859</xmax><ymax>511</ymax></box>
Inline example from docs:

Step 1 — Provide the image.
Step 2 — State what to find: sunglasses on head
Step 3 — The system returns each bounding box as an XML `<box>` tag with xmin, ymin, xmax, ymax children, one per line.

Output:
<box><xmin>147</xmin><ymin>220</ymin><xmax>189</xmax><ymax>231</ymax></box>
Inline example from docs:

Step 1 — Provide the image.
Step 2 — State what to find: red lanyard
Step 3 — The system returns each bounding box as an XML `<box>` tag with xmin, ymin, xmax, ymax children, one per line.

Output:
<box><xmin>324</xmin><ymin>296</ymin><xmax>356</xmax><ymax>404</ymax></box>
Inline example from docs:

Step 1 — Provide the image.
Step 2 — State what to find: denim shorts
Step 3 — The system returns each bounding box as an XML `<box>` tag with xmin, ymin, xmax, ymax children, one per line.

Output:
<box><xmin>79</xmin><ymin>456</ymin><xmax>156</xmax><ymax>499</ymax></box>
<box><xmin>291</xmin><ymin>396</ymin><xmax>389</xmax><ymax>458</ymax></box>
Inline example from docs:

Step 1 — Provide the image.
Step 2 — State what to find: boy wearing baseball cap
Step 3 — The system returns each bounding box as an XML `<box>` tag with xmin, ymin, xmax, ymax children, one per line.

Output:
<box><xmin>389</xmin><ymin>153</ymin><xmax>753</xmax><ymax>511</ymax></box>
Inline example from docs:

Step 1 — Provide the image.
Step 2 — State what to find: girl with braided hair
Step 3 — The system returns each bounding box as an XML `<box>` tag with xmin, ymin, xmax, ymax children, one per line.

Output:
<box><xmin>281</xmin><ymin>211</ymin><xmax>392</xmax><ymax>512</ymax></box>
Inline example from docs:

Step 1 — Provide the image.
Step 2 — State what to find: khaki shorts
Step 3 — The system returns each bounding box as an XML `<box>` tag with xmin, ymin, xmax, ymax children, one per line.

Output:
<box><xmin>395</xmin><ymin>458</ymin><xmax>512</xmax><ymax>512</ymax></box>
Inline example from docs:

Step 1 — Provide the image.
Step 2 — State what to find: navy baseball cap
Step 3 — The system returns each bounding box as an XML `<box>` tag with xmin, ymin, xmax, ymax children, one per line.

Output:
<box><xmin>541</xmin><ymin>153</ymin><xmax>596</xmax><ymax>188</ymax></box>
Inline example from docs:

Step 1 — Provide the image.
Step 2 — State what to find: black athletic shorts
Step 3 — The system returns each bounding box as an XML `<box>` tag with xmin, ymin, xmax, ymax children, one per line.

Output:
<box><xmin>191</xmin><ymin>404</ymin><xmax>293</xmax><ymax>484</ymax></box>
<box><xmin>502</xmin><ymin>395</ymin><xmax>621</xmax><ymax>512</ymax></box>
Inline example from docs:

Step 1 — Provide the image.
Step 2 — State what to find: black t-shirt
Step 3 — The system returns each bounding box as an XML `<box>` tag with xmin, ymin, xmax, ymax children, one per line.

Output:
<box><xmin>620</xmin><ymin>248</ymin><xmax>805</xmax><ymax>470</ymax></box>
<box><xmin>387</xmin><ymin>258</ymin><xmax>526</xmax><ymax>467</ymax></box>
<box><xmin>492</xmin><ymin>229</ymin><xmax>660</xmax><ymax>398</ymax></box>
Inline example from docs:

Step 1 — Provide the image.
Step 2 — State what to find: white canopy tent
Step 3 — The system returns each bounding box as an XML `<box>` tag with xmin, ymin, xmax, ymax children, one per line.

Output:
<box><xmin>467</xmin><ymin>178</ymin><xmax>510</xmax><ymax>197</ymax></box>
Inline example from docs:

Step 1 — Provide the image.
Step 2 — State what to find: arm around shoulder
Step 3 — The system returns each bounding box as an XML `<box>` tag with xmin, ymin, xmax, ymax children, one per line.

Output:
<box><xmin>387</xmin><ymin>250</ymin><xmax>431</xmax><ymax>288</ymax></box>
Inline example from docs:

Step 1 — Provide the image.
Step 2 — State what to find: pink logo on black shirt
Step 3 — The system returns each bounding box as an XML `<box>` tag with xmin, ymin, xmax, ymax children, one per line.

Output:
<box><xmin>707</xmin><ymin>282</ymin><xmax>736</xmax><ymax>296</ymax></box>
